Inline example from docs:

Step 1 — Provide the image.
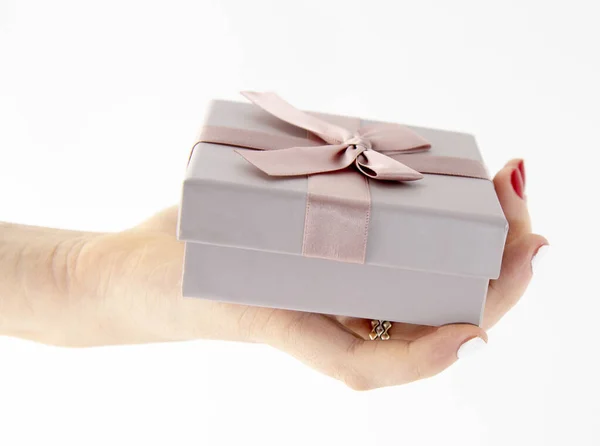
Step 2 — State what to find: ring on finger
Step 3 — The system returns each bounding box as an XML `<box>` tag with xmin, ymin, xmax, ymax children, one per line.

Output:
<box><xmin>369</xmin><ymin>320</ymin><xmax>392</xmax><ymax>340</ymax></box>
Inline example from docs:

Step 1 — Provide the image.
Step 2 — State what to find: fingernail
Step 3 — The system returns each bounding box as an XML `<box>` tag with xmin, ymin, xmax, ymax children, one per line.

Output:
<box><xmin>518</xmin><ymin>159</ymin><xmax>526</xmax><ymax>187</ymax></box>
<box><xmin>456</xmin><ymin>337</ymin><xmax>487</xmax><ymax>359</ymax></box>
<box><xmin>531</xmin><ymin>244</ymin><xmax>549</xmax><ymax>274</ymax></box>
<box><xmin>511</xmin><ymin>168</ymin><xmax>525</xmax><ymax>199</ymax></box>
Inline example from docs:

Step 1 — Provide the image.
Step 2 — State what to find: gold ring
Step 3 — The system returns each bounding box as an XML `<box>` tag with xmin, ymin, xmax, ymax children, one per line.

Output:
<box><xmin>369</xmin><ymin>320</ymin><xmax>392</xmax><ymax>340</ymax></box>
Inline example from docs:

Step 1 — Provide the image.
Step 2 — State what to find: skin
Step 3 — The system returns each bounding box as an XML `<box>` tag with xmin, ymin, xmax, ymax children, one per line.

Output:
<box><xmin>0</xmin><ymin>159</ymin><xmax>547</xmax><ymax>390</ymax></box>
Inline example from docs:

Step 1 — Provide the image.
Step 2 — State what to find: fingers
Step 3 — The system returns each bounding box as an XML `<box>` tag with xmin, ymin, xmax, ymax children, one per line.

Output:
<box><xmin>342</xmin><ymin>324</ymin><xmax>486</xmax><ymax>390</ymax></box>
<box><xmin>485</xmin><ymin>159</ymin><xmax>549</xmax><ymax>329</ymax></box>
<box><xmin>493</xmin><ymin>159</ymin><xmax>531</xmax><ymax>243</ymax></box>
<box><xmin>484</xmin><ymin>232</ymin><xmax>548</xmax><ymax>329</ymax></box>
<box><xmin>261</xmin><ymin>309</ymin><xmax>486</xmax><ymax>390</ymax></box>
<box><xmin>257</xmin><ymin>309</ymin><xmax>367</xmax><ymax>379</ymax></box>
<box><xmin>335</xmin><ymin>316</ymin><xmax>437</xmax><ymax>341</ymax></box>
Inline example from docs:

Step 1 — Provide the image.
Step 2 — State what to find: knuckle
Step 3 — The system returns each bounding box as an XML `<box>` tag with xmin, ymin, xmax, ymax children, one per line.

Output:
<box><xmin>235</xmin><ymin>307</ymin><xmax>256</xmax><ymax>341</ymax></box>
<box><xmin>282</xmin><ymin>312</ymin><xmax>314</xmax><ymax>347</ymax></box>
<box><xmin>237</xmin><ymin>306</ymin><xmax>274</xmax><ymax>343</ymax></box>
<box><xmin>406</xmin><ymin>344</ymin><xmax>426</xmax><ymax>382</ymax></box>
<box><xmin>409</xmin><ymin>360</ymin><xmax>425</xmax><ymax>382</ymax></box>
<box><xmin>336</xmin><ymin>340</ymin><xmax>376</xmax><ymax>391</ymax></box>
<box><xmin>493</xmin><ymin>166</ymin><xmax>511</xmax><ymax>185</ymax></box>
<box><xmin>340</xmin><ymin>370</ymin><xmax>374</xmax><ymax>391</ymax></box>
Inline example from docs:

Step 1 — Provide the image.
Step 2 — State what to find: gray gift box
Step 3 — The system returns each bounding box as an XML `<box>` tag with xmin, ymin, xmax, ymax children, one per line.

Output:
<box><xmin>177</xmin><ymin>99</ymin><xmax>508</xmax><ymax>326</ymax></box>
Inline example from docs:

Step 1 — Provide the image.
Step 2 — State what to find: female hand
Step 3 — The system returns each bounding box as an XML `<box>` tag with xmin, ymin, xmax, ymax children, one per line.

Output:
<box><xmin>0</xmin><ymin>159</ymin><xmax>547</xmax><ymax>390</ymax></box>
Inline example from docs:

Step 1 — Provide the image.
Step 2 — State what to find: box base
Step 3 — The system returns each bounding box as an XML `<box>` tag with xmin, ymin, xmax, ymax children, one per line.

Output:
<box><xmin>183</xmin><ymin>242</ymin><xmax>488</xmax><ymax>327</ymax></box>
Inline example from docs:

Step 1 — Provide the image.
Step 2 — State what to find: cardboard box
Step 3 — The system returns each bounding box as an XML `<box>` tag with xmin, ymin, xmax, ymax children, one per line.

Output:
<box><xmin>177</xmin><ymin>99</ymin><xmax>507</xmax><ymax>326</ymax></box>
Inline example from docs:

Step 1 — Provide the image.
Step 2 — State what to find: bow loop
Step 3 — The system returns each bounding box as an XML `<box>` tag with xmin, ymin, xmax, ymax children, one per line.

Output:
<box><xmin>356</xmin><ymin>150</ymin><xmax>423</xmax><ymax>181</ymax></box>
<box><xmin>357</xmin><ymin>123</ymin><xmax>431</xmax><ymax>154</ymax></box>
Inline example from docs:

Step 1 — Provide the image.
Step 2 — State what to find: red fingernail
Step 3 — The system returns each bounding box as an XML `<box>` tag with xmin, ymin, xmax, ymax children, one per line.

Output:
<box><xmin>511</xmin><ymin>168</ymin><xmax>525</xmax><ymax>199</ymax></box>
<box><xmin>518</xmin><ymin>159</ymin><xmax>526</xmax><ymax>187</ymax></box>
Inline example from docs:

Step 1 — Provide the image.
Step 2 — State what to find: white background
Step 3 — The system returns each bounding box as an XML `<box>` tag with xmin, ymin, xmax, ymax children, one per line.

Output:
<box><xmin>1</xmin><ymin>0</ymin><xmax>599</xmax><ymax>445</ymax></box>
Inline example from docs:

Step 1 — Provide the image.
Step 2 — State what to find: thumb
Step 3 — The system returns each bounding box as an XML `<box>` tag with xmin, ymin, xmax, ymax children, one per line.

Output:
<box><xmin>404</xmin><ymin>324</ymin><xmax>488</xmax><ymax>379</ymax></box>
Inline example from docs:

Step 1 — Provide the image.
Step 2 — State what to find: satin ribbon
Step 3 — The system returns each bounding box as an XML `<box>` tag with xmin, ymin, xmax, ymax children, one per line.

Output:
<box><xmin>236</xmin><ymin>91</ymin><xmax>431</xmax><ymax>182</ymax></box>
<box><xmin>196</xmin><ymin>91</ymin><xmax>489</xmax><ymax>264</ymax></box>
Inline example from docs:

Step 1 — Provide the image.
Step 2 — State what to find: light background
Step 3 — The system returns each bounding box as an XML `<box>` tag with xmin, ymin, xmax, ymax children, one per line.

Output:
<box><xmin>0</xmin><ymin>0</ymin><xmax>598</xmax><ymax>445</ymax></box>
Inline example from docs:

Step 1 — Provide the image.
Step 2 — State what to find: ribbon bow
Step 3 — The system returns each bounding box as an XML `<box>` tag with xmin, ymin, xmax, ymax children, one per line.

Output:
<box><xmin>194</xmin><ymin>91</ymin><xmax>489</xmax><ymax>264</ymax></box>
<box><xmin>235</xmin><ymin>91</ymin><xmax>431</xmax><ymax>182</ymax></box>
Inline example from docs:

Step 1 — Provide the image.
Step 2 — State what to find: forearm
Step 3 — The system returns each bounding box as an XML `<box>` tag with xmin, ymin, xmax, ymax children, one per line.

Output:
<box><xmin>0</xmin><ymin>222</ymin><xmax>91</xmax><ymax>341</ymax></box>
<box><xmin>0</xmin><ymin>216</ymin><xmax>255</xmax><ymax>347</ymax></box>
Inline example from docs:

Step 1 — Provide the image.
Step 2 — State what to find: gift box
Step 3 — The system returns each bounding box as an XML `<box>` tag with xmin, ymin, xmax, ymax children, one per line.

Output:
<box><xmin>177</xmin><ymin>92</ymin><xmax>508</xmax><ymax>326</ymax></box>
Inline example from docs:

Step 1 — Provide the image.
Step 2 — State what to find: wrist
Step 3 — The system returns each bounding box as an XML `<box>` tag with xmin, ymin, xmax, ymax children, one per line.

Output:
<box><xmin>0</xmin><ymin>222</ymin><xmax>93</xmax><ymax>343</ymax></box>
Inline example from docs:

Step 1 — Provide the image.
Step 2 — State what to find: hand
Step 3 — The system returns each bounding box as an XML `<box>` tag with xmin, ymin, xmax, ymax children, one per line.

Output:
<box><xmin>2</xmin><ymin>160</ymin><xmax>547</xmax><ymax>390</ymax></box>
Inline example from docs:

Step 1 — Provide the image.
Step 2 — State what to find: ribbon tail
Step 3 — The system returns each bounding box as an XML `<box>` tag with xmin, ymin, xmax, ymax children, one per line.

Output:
<box><xmin>235</xmin><ymin>143</ymin><xmax>358</xmax><ymax>177</ymax></box>
<box><xmin>241</xmin><ymin>91</ymin><xmax>354</xmax><ymax>145</ymax></box>
<box><xmin>358</xmin><ymin>123</ymin><xmax>431</xmax><ymax>154</ymax></box>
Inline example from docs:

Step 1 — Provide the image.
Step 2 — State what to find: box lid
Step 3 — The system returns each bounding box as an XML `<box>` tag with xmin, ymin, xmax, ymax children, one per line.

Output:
<box><xmin>178</xmin><ymin>100</ymin><xmax>508</xmax><ymax>279</ymax></box>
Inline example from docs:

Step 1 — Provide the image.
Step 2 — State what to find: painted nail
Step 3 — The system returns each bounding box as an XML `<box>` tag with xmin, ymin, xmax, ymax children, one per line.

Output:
<box><xmin>457</xmin><ymin>337</ymin><xmax>487</xmax><ymax>359</ymax></box>
<box><xmin>511</xmin><ymin>168</ymin><xmax>525</xmax><ymax>199</ymax></box>
<box><xmin>531</xmin><ymin>244</ymin><xmax>549</xmax><ymax>274</ymax></box>
<box><xmin>518</xmin><ymin>159</ymin><xmax>526</xmax><ymax>187</ymax></box>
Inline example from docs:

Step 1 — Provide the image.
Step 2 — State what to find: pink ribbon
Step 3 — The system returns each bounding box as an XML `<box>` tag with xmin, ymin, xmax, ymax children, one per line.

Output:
<box><xmin>197</xmin><ymin>91</ymin><xmax>489</xmax><ymax>264</ymax></box>
<box><xmin>236</xmin><ymin>91</ymin><xmax>431</xmax><ymax>182</ymax></box>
